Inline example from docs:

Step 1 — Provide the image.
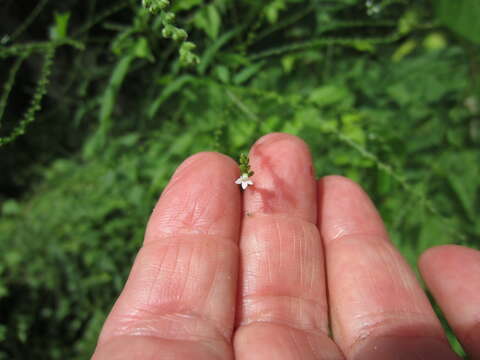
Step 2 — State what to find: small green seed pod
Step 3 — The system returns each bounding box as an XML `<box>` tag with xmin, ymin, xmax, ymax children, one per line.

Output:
<box><xmin>172</xmin><ymin>29</ymin><xmax>187</xmax><ymax>41</ymax></box>
<box><xmin>159</xmin><ymin>0</ymin><xmax>170</xmax><ymax>9</ymax></box>
<box><xmin>164</xmin><ymin>12</ymin><xmax>175</xmax><ymax>22</ymax></box>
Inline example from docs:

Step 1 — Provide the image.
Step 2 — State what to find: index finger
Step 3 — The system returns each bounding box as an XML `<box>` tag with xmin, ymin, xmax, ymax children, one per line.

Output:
<box><xmin>93</xmin><ymin>152</ymin><xmax>241</xmax><ymax>360</ymax></box>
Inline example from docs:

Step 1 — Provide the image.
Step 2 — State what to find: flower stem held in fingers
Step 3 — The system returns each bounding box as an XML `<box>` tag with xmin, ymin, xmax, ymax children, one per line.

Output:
<box><xmin>235</xmin><ymin>153</ymin><xmax>254</xmax><ymax>190</ymax></box>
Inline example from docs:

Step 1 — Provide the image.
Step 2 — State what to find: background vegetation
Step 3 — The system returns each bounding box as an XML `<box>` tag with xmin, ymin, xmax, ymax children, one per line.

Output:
<box><xmin>0</xmin><ymin>0</ymin><xmax>479</xmax><ymax>358</ymax></box>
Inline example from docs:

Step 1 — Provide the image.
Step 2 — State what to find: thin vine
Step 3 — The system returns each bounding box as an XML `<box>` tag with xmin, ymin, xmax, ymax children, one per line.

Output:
<box><xmin>250</xmin><ymin>31</ymin><xmax>402</xmax><ymax>60</ymax></box>
<box><xmin>0</xmin><ymin>54</ymin><xmax>27</xmax><ymax>128</ymax></box>
<box><xmin>0</xmin><ymin>46</ymin><xmax>55</xmax><ymax>146</ymax></box>
<box><xmin>0</xmin><ymin>38</ymin><xmax>84</xmax><ymax>59</ymax></box>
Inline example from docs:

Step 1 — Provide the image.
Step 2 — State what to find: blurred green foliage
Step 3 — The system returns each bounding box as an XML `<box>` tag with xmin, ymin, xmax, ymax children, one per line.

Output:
<box><xmin>0</xmin><ymin>0</ymin><xmax>479</xmax><ymax>358</ymax></box>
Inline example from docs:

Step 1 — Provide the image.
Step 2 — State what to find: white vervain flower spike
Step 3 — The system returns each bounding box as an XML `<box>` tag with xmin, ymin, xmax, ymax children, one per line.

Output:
<box><xmin>235</xmin><ymin>153</ymin><xmax>254</xmax><ymax>190</ymax></box>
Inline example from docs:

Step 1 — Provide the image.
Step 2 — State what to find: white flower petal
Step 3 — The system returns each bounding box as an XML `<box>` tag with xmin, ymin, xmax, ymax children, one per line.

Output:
<box><xmin>236</xmin><ymin>173</ymin><xmax>253</xmax><ymax>189</ymax></box>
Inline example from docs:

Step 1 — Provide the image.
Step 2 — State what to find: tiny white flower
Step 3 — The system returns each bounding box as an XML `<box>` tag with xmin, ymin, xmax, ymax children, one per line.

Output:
<box><xmin>235</xmin><ymin>173</ymin><xmax>253</xmax><ymax>190</ymax></box>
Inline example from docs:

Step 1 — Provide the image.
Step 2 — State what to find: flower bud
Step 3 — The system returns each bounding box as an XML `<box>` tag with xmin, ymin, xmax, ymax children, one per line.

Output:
<box><xmin>162</xmin><ymin>26</ymin><xmax>172</xmax><ymax>38</ymax></box>
<box><xmin>173</xmin><ymin>29</ymin><xmax>187</xmax><ymax>41</ymax></box>
<box><xmin>159</xmin><ymin>0</ymin><xmax>169</xmax><ymax>9</ymax></box>
<box><xmin>164</xmin><ymin>12</ymin><xmax>175</xmax><ymax>22</ymax></box>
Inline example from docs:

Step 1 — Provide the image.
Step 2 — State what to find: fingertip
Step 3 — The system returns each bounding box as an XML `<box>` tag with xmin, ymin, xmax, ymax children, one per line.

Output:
<box><xmin>317</xmin><ymin>175</ymin><xmax>387</xmax><ymax>242</ymax></box>
<box><xmin>418</xmin><ymin>245</ymin><xmax>450</xmax><ymax>274</ymax></box>
<box><xmin>245</xmin><ymin>132</ymin><xmax>316</xmax><ymax>222</ymax></box>
<box><xmin>317</xmin><ymin>175</ymin><xmax>368</xmax><ymax>202</ymax></box>
<box><xmin>146</xmin><ymin>151</ymin><xmax>241</xmax><ymax>242</ymax></box>
<box><xmin>172</xmin><ymin>151</ymin><xmax>239</xmax><ymax>180</ymax></box>
<box><xmin>419</xmin><ymin>245</ymin><xmax>480</xmax><ymax>276</ymax></box>
<box><xmin>250</xmin><ymin>133</ymin><xmax>313</xmax><ymax>173</ymax></box>
<box><xmin>253</xmin><ymin>132</ymin><xmax>311</xmax><ymax>153</ymax></box>
<box><xmin>250</xmin><ymin>133</ymin><xmax>313</xmax><ymax>178</ymax></box>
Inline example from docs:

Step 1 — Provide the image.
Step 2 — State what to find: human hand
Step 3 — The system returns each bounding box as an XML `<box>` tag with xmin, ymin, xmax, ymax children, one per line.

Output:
<box><xmin>92</xmin><ymin>133</ymin><xmax>479</xmax><ymax>359</ymax></box>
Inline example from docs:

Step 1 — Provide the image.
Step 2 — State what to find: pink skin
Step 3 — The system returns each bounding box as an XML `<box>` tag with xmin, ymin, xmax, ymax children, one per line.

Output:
<box><xmin>420</xmin><ymin>245</ymin><xmax>480</xmax><ymax>359</ymax></box>
<box><xmin>234</xmin><ymin>134</ymin><xmax>341</xmax><ymax>360</ymax></box>
<box><xmin>92</xmin><ymin>133</ymin><xmax>476</xmax><ymax>359</ymax></box>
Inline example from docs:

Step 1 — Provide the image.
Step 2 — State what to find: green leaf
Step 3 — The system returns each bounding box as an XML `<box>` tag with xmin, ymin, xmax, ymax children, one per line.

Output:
<box><xmin>117</xmin><ymin>133</ymin><xmax>140</xmax><ymax>147</ymax></box>
<box><xmin>230</xmin><ymin>119</ymin><xmax>256</xmax><ymax>148</ymax></box>
<box><xmin>233</xmin><ymin>62</ymin><xmax>265</xmax><ymax>85</ymax></box>
<box><xmin>341</xmin><ymin>113</ymin><xmax>365</xmax><ymax>145</ymax></box>
<box><xmin>198</xmin><ymin>27</ymin><xmax>242</xmax><ymax>75</ymax></box>
<box><xmin>148</xmin><ymin>75</ymin><xmax>193</xmax><ymax>119</ymax></box>
<box><xmin>260</xmin><ymin>115</ymin><xmax>281</xmax><ymax>133</ymax></box>
<box><xmin>435</xmin><ymin>0</ymin><xmax>480</xmax><ymax>44</ymax></box>
<box><xmin>309</xmin><ymin>85</ymin><xmax>352</xmax><ymax>108</ymax></box>
<box><xmin>352</xmin><ymin>40</ymin><xmax>376</xmax><ymax>53</ymax></box>
<box><xmin>172</xmin><ymin>0</ymin><xmax>203</xmax><ymax>11</ymax></box>
<box><xmin>282</xmin><ymin>116</ymin><xmax>304</xmax><ymax>135</ymax></box>
<box><xmin>85</xmin><ymin>54</ymin><xmax>134</xmax><ymax>157</ymax></box>
<box><xmin>215</xmin><ymin>65</ymin><xmax>230</xmax><ymax>83</ymax></box>
<box><xmin>398</xmin><ymin>10</ymin><xmax>419</xmax><ymax>35</ymax></box>
<box><xmin>377</xmin><ymin>169</ymin><xmax>393</xmax><ymax>196</ymax></box>
<box><xmin>167</xmin><ymin>132</ymin><xmax>195</xmax><ymax>156</ymax></box>
<box><xmin>194</xmin><ymin>4</ymin><xmax>221</xmax><ymax>39</ymax></box>
<box><xmin>99</xmin><ymin>55</ymin><xmax>133</xmax><ymax>130</ymax></box>
<box><xmin>442</xmin><ymin>152</ymin><xmax>479</xmax><ymax>222</ymax></box>
<box><xmin>392</xmin><ymin>39</ymin><xmax>417</xmax><ymax>62</ymax></box>
<box><xmin>386</xmin><ymin>83</ymin><xmax>411</xmax><ymax>106</ymax></box>
<box><xmin>49</xmin><ymin>12</ymin><xmax>70</xmax><ymax>40</ymax></box>
<box><xmin>423</xmin><ymin>32</ymin><xmax>447</xmax><ymax>51</ymax></box>
<box><xmin>281</xmin><ymin>55</ymin><xmax>296</xmax><ymax>73</ymax></box>
<box><xmin>265</xmin><ymin>0</ymin><xmax>287</xmax><ymax>24</ymax></box>
<box><xmin>0</xmin><ymin>325</ymin><xmax>6</xmax><ymax>341</ymax></box>
<box><xmin>2</xmin><ymin>200</ymin><xmax>20</xmax><ymax>216</ymax></box>
<box><xmin>133</xmin><ymin>37</ymin><xmax>154</xmax><ymax>61</ymax></box>
<box><xmin>418</xmin><ymin>217</ymin><xmax>452</xmax><ymax>253</ymax></box>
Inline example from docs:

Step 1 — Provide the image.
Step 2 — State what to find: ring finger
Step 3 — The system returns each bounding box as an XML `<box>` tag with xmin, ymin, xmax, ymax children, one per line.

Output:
<box><xmin>318</xmin><ymin>176</ymin><xmax>460</xmax><ymax>360</ymax></box>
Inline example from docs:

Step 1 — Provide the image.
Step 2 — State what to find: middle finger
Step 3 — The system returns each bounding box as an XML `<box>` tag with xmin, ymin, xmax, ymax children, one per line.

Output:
<box><xmin>234</xmin><ymin>133</ymin><xmax>343</xmax><ymax>360</ymax></box>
